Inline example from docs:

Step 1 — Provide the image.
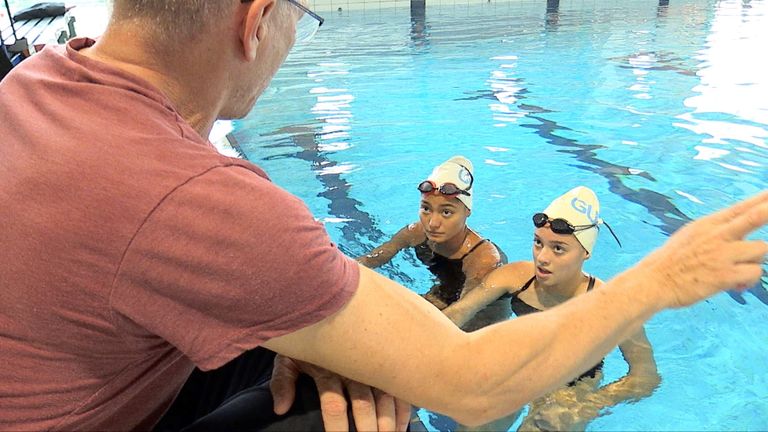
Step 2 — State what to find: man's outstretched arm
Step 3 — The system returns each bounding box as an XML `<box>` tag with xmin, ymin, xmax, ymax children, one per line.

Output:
<box><xmin>264</xmin><ymin>191</ymin><xmax>768</xmax><ymax>426</ymax></box>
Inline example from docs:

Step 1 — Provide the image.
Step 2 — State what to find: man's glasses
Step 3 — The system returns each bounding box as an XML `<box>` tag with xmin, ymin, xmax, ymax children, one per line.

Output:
<box><xmin>241</xmin><ymin>0</ymin><xmax>324</xmax><ymax>44</ymax></box>
<box><xmin>532</xmin><ymin>212</ymin><xmax>622</xmax><ymax>247</ymax></box>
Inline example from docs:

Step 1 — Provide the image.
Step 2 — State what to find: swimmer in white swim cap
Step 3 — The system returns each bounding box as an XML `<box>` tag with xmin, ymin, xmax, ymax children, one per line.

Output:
<box><xmin>441</xmin><ymin>186</ymin><xmax>658</xmax><ymax>432</ymax></box>
<box><xmin>357</xmin><ymin>156</ymin><xmax>511</xmax><ymax>332</ymax></box>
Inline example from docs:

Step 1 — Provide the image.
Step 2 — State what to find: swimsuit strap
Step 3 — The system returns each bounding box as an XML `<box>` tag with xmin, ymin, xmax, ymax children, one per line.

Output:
<box><xmin>511</xmin><ymin>275</ymin><xmax>589</xmax><ymax>298</ymax></box>
<box><xmin>587</xmin><ymin>275</ymin><xmax>596</xmax><ymax>291</ymax></box>
<box><xmin>458</xmin><ymin>238</ymin><xmax>488</xmax><ymax>260</ymax></box>
<box><xmin>507</xmin><ymin>275</ymin><xmax>536</xmax><ymax>297</ymax></box>
<box><xmin>520</xmin><ymin>275</ymin><xmax>536</xmax><ymax>292</ymax></box>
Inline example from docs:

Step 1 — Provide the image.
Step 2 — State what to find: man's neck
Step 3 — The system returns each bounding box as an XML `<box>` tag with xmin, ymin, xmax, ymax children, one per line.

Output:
<box><xmin>80</xmin><ymin>27</ymin><xmax>223</xmax><ymax>138</ymax></box>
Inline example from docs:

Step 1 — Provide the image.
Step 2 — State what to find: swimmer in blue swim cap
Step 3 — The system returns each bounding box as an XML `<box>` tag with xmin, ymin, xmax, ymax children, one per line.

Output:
<box><xmin>443</xmin><ymin>186</ymin><xmax>660</xmax><ymax>432</ymax></box>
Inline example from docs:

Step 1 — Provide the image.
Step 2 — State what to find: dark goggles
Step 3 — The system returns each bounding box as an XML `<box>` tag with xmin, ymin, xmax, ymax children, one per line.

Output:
<box><xmin>532</xmin><ymin>212</ymin><xmax>622</xmax><ymax>247</ymax></box>
<box><xmin>417</xmin><ymin>180</ymin><xmax>471</xmax><ymax>197</ymax></box>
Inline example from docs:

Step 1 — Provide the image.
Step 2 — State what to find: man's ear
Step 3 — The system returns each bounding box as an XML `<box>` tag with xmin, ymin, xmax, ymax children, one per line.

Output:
<box><xmin>241</xmin><ymin>0</ymin><xmax>276</xmax><ymax>61</ymax></box>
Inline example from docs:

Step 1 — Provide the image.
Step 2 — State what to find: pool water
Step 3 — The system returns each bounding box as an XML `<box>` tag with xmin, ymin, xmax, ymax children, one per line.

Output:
<box><xmin>228</xmin><ymin>0</ymin><xmax>768</xmax><ymax>430</ymax></box>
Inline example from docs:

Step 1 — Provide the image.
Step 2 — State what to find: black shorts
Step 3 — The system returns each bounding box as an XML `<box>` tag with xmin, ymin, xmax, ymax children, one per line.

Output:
<box><xmin>154</xmin><ymin>347</ymin><xmax>357</xmax><ymax>431</ymax></box>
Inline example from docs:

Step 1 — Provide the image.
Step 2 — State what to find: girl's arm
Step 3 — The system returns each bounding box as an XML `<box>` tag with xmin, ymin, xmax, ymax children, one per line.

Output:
<box><xmin>443</xmin><ymin>261</ymin><xmax>532</xmax><ymax>327</ymax></box>
<box><xmin>588</xmin><ymin>327</ymin><xmax>661</xmax><ymax>406</ymax></box>
<box><xmin>357</xmin><ymin>223</ymin><xmax>424</xmax><ymax>268</ymax></box>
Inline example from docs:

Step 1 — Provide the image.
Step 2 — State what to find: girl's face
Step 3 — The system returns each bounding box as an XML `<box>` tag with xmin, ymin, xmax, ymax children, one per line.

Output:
<box><xmin>419</xmin><ymin>193</ymin><xmax>469</xmax><ymax>244</ymax></box>
<box><xmin>531</xmin><ymin>224</ymin><xmax>589</xmax><ymax>288</ymax></box>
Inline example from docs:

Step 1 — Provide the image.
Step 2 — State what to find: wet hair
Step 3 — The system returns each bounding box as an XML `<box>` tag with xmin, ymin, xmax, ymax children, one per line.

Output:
<box><xmin>111</xmin><ymin>0</ymin><xmax>231</xmax><ymax>38</ymax></box>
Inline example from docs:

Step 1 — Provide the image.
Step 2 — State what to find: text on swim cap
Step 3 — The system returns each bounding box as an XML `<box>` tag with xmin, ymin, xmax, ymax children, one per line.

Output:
<box><xmin>571</xmin><ymin>197</ymin><xmax>599</xmax><ymax>224</ymax></box>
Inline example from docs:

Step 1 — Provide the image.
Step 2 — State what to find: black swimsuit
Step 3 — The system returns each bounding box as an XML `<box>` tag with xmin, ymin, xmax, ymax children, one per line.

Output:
<box><xmin>415</xmin><ymin>239</ymin><xmax>507</xmax><ymax>306</ymax></box>
<box><xmin>507</xmin><ymin>275</ymin><xmax>604</xmax><ymax>386</ymax></box>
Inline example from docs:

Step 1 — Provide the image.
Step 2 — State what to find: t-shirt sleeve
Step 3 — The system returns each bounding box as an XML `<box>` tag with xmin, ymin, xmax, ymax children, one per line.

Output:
<box><xmin>110</xmin><ymin>165</ymin><xmax>359</xmax><ymax>370</ymax></box>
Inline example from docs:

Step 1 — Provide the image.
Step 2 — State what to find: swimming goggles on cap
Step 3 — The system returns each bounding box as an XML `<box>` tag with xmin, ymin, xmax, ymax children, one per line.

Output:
<box><xmin>417</xmin><ymin>164</ymin><xmax>473</xmax><ymax>197</ymax></box>
<box><xmin>532</xmin><ymin>213</ymin><xmax>622</xmax><ymax>247</ymax></box>
<box><xmin>417</xmin><ymin>181</ymin><xmax>471</xmax><ymax>197</ymax></box>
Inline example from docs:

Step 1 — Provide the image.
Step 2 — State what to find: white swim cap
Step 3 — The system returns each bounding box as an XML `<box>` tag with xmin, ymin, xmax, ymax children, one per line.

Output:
<box><xmin>542</xmin><ymin>186</ymin><xmax>601</xmax><ymax>254</ymax></box>
<box><xmin>424</xmin><ymin>156</ymin><xmax>474</xmax><ymax>211</ymax></box>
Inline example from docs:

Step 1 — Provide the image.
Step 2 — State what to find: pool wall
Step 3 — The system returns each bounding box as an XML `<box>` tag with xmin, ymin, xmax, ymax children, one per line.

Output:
<box><xmin>308</xmin><ymin>0</ymin><xmax>614</xmax><ymax>13</ymax></box>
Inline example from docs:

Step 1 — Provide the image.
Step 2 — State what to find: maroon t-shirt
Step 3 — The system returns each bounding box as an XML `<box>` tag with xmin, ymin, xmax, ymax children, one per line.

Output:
<box><xmin>0</xmin><ymin>38</ymin><xmax>359</xmax><ymax>431</ymax></box>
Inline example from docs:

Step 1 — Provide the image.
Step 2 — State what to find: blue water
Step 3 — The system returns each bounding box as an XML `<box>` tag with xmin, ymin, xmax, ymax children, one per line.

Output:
<box><xmin>229</xmin><ymin>0</ymin><xmax>768</xmax><ymax>430</ymax></box>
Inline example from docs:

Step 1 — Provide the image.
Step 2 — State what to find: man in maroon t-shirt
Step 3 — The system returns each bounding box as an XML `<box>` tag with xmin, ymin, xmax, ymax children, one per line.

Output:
<box><xmin>0</xmin><ymin>1</ymin><xmax>405</xmax><ymax>429</ymax></box>
<box><xmin>1</xmin><ymin>1</ymin><xmax>766</xmax><ymax>431</ymax></box>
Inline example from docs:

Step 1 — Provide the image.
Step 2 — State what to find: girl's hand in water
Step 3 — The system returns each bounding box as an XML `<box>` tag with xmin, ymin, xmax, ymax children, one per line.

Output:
<box><xmin>529</xmin><ymin>397</ymin><xmax>600</xmax><ymax>432</ymax></box>
<box><xmin>519</xmin><ymin>387</ymin><xmax>601</xmax><ymax>432</ymax></box>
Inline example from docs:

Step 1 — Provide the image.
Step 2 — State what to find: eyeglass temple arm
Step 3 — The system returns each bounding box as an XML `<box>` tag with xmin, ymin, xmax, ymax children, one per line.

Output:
<box><xmin>241</xmin><ymin>0</ymin><xmax>324</xmax><ymax>26</ymax></box>
<box><xmin>285</xmin><ymin>0</ymin><xmax>325</xmax><ymax>26</ymax></box>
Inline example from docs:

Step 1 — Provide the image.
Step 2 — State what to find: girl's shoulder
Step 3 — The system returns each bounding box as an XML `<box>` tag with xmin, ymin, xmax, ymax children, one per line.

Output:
<box><xmin>486</xmin><ymin>261</ymin><xmax>535</xmax><ymax>293</ymax></box>
<box><xmin>462</xmin><ymin>230</ymin><xmax>508</xmax><ymax>272</ymax></box>
<box><xmin>399</xmin><ymin>222</ymin><xmax>427</xmax><ymax>247</ymax></box>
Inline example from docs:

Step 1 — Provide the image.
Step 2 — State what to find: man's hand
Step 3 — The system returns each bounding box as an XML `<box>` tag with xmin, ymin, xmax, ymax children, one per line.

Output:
<box><xmin>635</xmin><ymin>190</ymin><xmax>768</xmax><ymax>309</ymax></box>
<box><xmin>270</xmin><ymin>354</ymin><xmax>411</xmax><ymax>431</ymax></box>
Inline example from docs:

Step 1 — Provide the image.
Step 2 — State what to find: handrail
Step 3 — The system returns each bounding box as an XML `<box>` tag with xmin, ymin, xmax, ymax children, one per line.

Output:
<box><xmin>2</xmin><ymin>0</ymin><xmax>17</xmax><ymax>41</ymax></box>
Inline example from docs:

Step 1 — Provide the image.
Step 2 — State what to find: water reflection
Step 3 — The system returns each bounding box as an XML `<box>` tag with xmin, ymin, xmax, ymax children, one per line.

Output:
<box><xmin>675</xmin><ymin>0</ymin><xmax>768</xmax><ymax>180</ymax></box>
<box><xmin>657</xmin><ymin>0</ymin><xmax>670</xmax><ymax>17</ymax></box>
<box><xmin>545</xmin><ymin>0</ymin><xmax>560</xmax><ymax>31</ymax></box>
<box><xmin>410</xmin><ymin>0</ymin><xmax>430</xmax><ymax>49</ymax></box>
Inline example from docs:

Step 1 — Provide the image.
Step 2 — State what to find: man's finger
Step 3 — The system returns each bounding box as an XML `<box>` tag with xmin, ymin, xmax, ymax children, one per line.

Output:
<box><xmin>347</xmin><ymin>380</ymin><xmax>378</xmax><ymax>431</ymax></box>
<box><xmin>730</xmin><ymin>264</ymin><xmax>765</xmax><ymax>291</ymax></box>
<box><xmin>316</xmin><ymin>376</ymin><xmax>350</xmax><ymax>432</ymax></box>
<box><xmin>270</xmin><ymin>355</ymin><xmax>299</xmax><ymax>415</ymax></box>
<box><xmin>373</xmin><ymin>388</ymin><xmax>396</xmax><ymax>432</ymax></box>
<box><xmin>727</xmin><ymin>240</ymin><xmax>768</xmax><ymax>264</ymax></box>
<box><xmin>703</xmin><ymin>190</ymin><xmax>768</xmax><ymax>226</ymax></box>
<box><xmin>722</xmin><ymin>201</ymin><xmax>768</xmax><ymax>240</ymax></box>
<box><xmin>394</xmin><ymin>397</ymin><xmax>412</xmax><ymax>432</ymax></box>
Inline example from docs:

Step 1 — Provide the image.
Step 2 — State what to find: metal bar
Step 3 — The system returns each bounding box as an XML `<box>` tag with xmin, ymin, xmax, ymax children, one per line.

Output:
<box><xmin>3</xmin><ymin>0</ymin><xmax>17</xmax><ymax>40</ymax></box>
